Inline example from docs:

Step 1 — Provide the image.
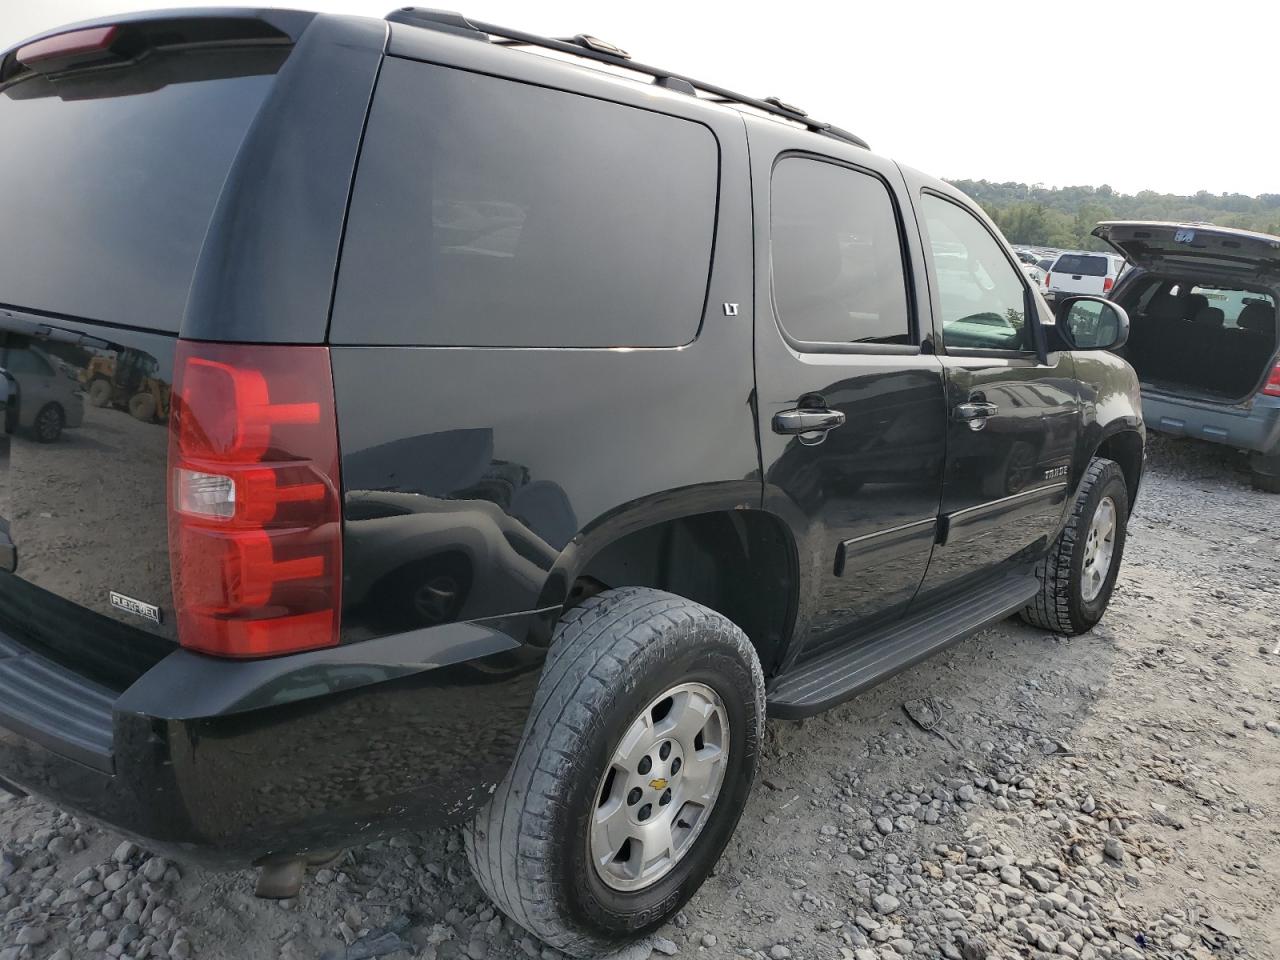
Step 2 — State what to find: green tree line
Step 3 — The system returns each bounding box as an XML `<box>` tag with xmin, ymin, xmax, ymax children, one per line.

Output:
<box><xmin>949</xmin><ymin>180</ymin><xmax>1280</xmax><ymax>251</ymax></box>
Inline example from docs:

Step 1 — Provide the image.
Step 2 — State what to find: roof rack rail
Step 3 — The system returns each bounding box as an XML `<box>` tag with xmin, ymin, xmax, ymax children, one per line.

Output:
<box><xmin>384</xmin><ymin>8</ymin><xmax>869</xmax><ymax>150</ymax></box>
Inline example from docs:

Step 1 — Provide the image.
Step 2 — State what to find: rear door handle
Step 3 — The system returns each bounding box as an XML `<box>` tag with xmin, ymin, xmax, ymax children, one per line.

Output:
<box><xmin>772</xmin><ymin>407</ymin><xmax>846</xmax><ymax>442</ymax></box>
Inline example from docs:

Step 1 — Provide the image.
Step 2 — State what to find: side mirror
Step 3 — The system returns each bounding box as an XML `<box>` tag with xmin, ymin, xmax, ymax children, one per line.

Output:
<box><xmin>1056</xmin><ymin>296</ymin><xmax>1129</xmax><ymax>350</ymax></box>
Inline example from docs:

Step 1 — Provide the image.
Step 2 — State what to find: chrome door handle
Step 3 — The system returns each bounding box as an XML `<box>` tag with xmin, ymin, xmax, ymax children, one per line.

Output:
<box><xmin>954</xmin><ymin>401</ymin><xmax>998</xmax><ymax>420</ymax></box>
<box><xmin>954</xmin><ymin>401</ymin><xmax>999</xmax><ymax>431</ymax></box>
<box><xmin>772</xmin><ymin>407</ymin><xmax>846</xmax><ymax>443</ymax></box>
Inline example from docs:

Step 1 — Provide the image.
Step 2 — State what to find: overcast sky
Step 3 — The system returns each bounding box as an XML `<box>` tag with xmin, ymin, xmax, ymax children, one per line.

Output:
<box><xmin>5</xmin><ymin>0</ymin><xmax>1277</xmax><ymax>197</ymax></box>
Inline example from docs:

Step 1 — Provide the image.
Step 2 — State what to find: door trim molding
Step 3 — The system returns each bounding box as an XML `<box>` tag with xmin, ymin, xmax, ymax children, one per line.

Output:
<box><xmin>834</xmin><ymin>517</ymin><xmax>938</xmax><ymax>576</ymax></box>
<box><xmin>937</xmin><ymin>482</ymin><xmax>1068</xmax><ymax>546</ymax></box>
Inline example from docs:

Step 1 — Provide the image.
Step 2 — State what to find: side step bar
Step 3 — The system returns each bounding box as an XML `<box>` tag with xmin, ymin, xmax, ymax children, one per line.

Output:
<box><xmin>766</xmin><ymin>573</ymin><xmax>1038</xmax><ymax>719</ymax></box>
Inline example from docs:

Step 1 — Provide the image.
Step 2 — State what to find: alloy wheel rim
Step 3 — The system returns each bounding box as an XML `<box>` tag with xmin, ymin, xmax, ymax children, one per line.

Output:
<box><xmin>37</xmin><ymin>408</ymin><xmax>60</xmax><ymax>440</ymax></box>
<box><xmin>589</xmin><ymin>681</ymin><xmax>729</xmax><ymax>892</ymax></box>
<box><xmin>1080</xmin><ymin>495</ymin><xmax>1117</xmax><ymax>603</ymax></box>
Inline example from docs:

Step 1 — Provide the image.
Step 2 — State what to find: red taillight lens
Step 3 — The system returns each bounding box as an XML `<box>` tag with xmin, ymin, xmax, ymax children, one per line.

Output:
<box><xmin>1263</xmin><ymin>362</ymin><xmax>1280</xmax><ymax>398</ymax></box>
<box><xmin>16</xmin><ymin>25</ymin><xmax>118</xmax><ymax>66</ymax></box>
<box><xmin>168</xmin><ymin>342</ymin><xmax>342</xmax><ymax>658</ymax></box>
<box><xmin>1103</xmin><ymin>276</ymin><xmax>1114</xmax><ymax>293</ymax></box>
<box><xmin>1045</xmin><ymin>273</ymin><xmax>1051</xmax><ymax>288</ymax></box>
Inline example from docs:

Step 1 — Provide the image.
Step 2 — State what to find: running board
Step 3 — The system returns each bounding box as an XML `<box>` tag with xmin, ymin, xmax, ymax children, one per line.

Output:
<box><xmin>766</xmin><ymin>573</ymin><xmax>1038</xmax><ymax>719</ymax></box>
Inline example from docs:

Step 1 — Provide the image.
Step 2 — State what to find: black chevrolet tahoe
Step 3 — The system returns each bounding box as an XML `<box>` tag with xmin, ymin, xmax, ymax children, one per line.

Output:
<box><xmin>0</xmin><ymin>9</ymin><xmax>1144</xmax><ymax>955</ymax></box>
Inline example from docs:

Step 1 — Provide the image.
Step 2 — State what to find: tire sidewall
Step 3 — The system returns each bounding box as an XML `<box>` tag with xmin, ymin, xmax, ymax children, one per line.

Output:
<box><xmin>553</xmin><ymin>624</ymin><xmax>761</xmax><ymax>939</ymax></box>
<box><xmin>1067</xmin><ymin>466</ymin><xmax>1129</xmax><ymax>628</ymax></box>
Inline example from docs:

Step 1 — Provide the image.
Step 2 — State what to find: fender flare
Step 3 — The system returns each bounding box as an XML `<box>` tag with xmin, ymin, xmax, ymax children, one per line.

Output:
<box><xmin>525</xmin><ymin>479</ymin><xmax>794</xmax><ymax>646</ymax></box>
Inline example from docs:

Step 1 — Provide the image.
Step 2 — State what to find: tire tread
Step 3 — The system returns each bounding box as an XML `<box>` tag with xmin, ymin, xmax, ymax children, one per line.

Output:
<box><xmin>465</xmin><ymin>587</ymin><xmax>764</xmax><ymax>956</ymax></box>
<box><xmin>1020</xmin><ymin>457</ymin><xmax>1122</xmax><ymax>634</ymax></box>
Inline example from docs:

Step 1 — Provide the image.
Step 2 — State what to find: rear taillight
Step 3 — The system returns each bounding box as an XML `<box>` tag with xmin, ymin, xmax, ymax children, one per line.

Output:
<box><xmin>1045</xmin><ymin>273</ymin><xmax>1051</xmax><ymax>288</ymax></box>
<box><xmin>1263</xmin><ymin>361</ymin><xmax>1280</xmax><ymax>398</ymax></box>
<box><xmin>167</xmin><ymin>342</ymin><xmax>342</xmax><ymax>658</ymax></box>
<box><xmin>1103</xmin><ymin>276</ymin><xmax>1114</xmax><ymax>293</ymax></box>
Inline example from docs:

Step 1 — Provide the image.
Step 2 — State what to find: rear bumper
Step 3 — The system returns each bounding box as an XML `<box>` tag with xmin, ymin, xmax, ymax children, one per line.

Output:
<box><xmin>0</xmin><ymin>620</ymin><xmax>542</xmax><ymax>867</ymax></box>
<box><xmin>1142</xmin><ymin>389</ymin><xmax>1280</xmax><ymax>455</ymax></box>
<box><xmin>1045</xmin><ymin>290</ymin><xmax>1101</xmax><ymax>305</ymax></box>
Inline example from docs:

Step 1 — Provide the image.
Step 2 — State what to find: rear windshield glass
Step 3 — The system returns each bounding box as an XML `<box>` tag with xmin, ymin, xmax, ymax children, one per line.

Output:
<box><xmin>1052</xmin><ymin>254</ymin><xmax>1109</xmax><ymax>276</ymax></box>
<box><xmin>0</xmin><ymin>47</ymin><xmax>284</xmax><ymax>331</ymax></box>
<box><xmin>331</xmin><ymin>58</ymin><xmax>719</xmax><ymax>347</ymax></box>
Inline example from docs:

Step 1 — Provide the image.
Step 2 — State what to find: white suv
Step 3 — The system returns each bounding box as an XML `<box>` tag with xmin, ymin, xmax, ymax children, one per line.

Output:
<box><xmin>1045</xmin><ymin>252</ymin><xmax>1122</xmax><ymax>305</ymax></box>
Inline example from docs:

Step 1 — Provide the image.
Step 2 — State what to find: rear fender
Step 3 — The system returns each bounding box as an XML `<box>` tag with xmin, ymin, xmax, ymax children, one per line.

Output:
<box><xmin>528</xmin><ymin>483</ymin><xmax>800</xmax><ymax>673</ymax></box>
<box><xmin>532</xmin><ymin>480</ymin><xmax>763</xmax><ymax>617</ymax></box>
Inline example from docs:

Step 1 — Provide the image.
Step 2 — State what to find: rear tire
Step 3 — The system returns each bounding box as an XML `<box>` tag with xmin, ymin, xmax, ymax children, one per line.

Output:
<box><xmin>32</xmin><ymin>403</ymin><xmax>64</xmax><ymax>443</ymax></box>
<box><xmin>465</xmin><ymin>587</ymin><xmax>764</xmax><ymax>957</ymax></box>
<box><xmin>1021</xmin><ymin>457</ymin><xmax>1129</xmax><ymax>635</ymax></box>
<box><xmin>1249</xmin><ymin>453</ymin><xmax>1280</xmax><ymax>493</ymax></box>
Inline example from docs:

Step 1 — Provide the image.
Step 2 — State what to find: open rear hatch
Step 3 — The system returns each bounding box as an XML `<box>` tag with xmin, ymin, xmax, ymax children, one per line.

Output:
<box><xmin>1096</xmin><ymin>222</ymin><xmax>1280</xmax><ymax>404</ymax></box>
<box><xmin>1094</xmin><ymin>221</ymin><xmax>1280</xmax><ymax>280</ymax></box>
<box><xmin>0</xmin><ymin>13</ymin><xmax>308</xmax><ymax>689</ymax></box>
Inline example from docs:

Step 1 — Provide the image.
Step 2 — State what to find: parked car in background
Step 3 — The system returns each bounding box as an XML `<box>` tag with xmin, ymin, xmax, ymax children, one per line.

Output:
<box><xmin>0</xmin><ymin>8</ymin><xmax>1145</xmax><ymax>957</ymax></box>
<box><xmin>0</xmin><ymin>343</ymin><xmax>85</xmax><ymax>442</ymax></box>
<box><xmin>1098</xmin><ymin>221</ymin><xmax>1280</xmax><ymax>491</ymax></box>
<box><xmin>1044</xmin><ymin>251</ymin><xmax>1122</xmax><ymax>306</ymax></box>
<box><xmin>1021</xmin><ymin>261</ymin><xmax>1046</xmax><ymax>288</ymax></box>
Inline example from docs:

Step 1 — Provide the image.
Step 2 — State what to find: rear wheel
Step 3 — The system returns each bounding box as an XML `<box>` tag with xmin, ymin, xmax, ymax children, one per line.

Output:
<box><xmin>1021</xmin><ymin>457</ymin><xmax>1129</xmax><ymax>635</ymax></box>
<box><xmin>32</xmin><ymin>403</ymin><xmax>64</xmax><ymax>443</ymax></box>
<box><xmin>465</xmin><ymin>587</ymin><xmax>764</xmax><ymax>957</ymax></box>
<box><xmin>1249</xmin><ymin>453</ymin><xmax>1280</xmax><ymax>493</ymax></box>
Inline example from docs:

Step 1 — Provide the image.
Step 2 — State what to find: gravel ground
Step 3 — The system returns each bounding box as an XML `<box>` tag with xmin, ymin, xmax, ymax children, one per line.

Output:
<box><xmin>2</xmin><ymin>434</ymin><xmax>1278</xmax><ymax>960</ymax></box>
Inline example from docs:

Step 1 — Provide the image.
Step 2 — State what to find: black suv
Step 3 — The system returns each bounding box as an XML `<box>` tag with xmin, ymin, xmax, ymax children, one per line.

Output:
<box><xmin>0</xmin><ymin>9</ymin><xmax>1144</xmax><ymax>955</ymax></box>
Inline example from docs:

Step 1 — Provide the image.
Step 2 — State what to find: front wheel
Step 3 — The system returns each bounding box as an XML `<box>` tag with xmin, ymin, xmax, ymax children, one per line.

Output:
<box><xmin>86</xmin><ymin>378</ymin><xmax>113</xmax><ymax>407</ymax></box>
<box><xmin>128</xmin><ymin>392</ymin><xmax>157</xmax><ymax>422</ymax></box>
<box><xmin>1021</xmin><ymin>457</ymin><xmax>1129</xmax><ymax>635</ymax></box>
<box><xmin>466</xmin><ymin>587</ymin><xmax>765</xmax><ymax>957</ymax></box>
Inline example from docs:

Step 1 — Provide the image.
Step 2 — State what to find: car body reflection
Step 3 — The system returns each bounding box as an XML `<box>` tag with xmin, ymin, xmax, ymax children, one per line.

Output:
<box><xmin>0</xmin><ymin>341</ymin><xmax>86</xmax><ymax>443</ymax></box>
<box><xmin>342</xmin><ymin>428</ymin><xmax>576</xmax><ymax>640</ymax></box>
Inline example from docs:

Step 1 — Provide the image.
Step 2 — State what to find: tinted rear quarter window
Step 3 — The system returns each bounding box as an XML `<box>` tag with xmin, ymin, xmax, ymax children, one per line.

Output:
<box><xmin>331</xmin><ymin>59</ymin><xmax>719</xmax><ymax>347</ymax></box>
<box><xmin>1052</xmin><ymin>254</ymin><xmax>1108</xmax><ymax>276</ymax></box>
<box><xmin>0</xmin><ymin>47</ymin><xmax>284</xmax><ymax>331</ymax></box>
<box><xmin>770</xmin><ymin>158</ymin><xmax>911</xmax><ymax>346</ymax></box>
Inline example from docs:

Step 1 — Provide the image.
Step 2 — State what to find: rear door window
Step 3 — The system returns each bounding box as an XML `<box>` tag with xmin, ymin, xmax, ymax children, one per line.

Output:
<box><xmin>1052</xmin><ymin>254</ymin><xmax>1109</xmax><ymax>276</ymax></box>
<box><xmin>0</xmin><ymin>47</ymin><xmax>285</xmax><ymax>331</ymax></box>
<box><xmin>769</xmin><ymin>158</ymin><xmax>912</xmax><ymax>347</ymax></box>
<box><xmin>331</xmin><ymin>59</ymin><xmax>719</xmax><ymax>347</ymax></box>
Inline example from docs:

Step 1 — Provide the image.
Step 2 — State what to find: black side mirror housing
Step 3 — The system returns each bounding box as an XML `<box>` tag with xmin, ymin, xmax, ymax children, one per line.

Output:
<box><xmin>1055</xmin><ymin>295</ymin><xmax>1130</xmax><ymax>351</ymax></box>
